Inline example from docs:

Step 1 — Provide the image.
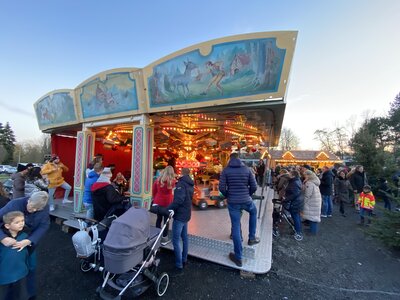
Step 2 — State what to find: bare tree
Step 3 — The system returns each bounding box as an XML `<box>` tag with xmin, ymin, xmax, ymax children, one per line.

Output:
<box><xmin>279</xmin><ymin>127</ymin><xmax>299</xmax><ymax>151</ymax></box>
<box><xmin>313</xmin><ymin>129</ymin><xmax>334</xmax><ymax>152</ymax></box>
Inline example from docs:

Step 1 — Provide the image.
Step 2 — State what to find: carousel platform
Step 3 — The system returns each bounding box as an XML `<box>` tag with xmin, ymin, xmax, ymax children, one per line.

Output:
<box><xmin>52</xmin><ymin>186</ymin><xmax>273</xmax><ymax>274</ymax></box>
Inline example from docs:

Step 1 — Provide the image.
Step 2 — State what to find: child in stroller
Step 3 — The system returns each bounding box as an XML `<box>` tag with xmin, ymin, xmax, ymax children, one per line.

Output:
<box><xmin>97</xmin><ymin>206</ymin><xmax>174</xmax><ymax>299</ymax></box>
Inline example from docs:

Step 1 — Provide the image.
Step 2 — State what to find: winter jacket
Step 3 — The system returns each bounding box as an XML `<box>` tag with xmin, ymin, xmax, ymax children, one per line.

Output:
<box><xmin>302</xmin><ymin>176</ymin><xmax>321</xmax><ymax>222</ymax></box>
<box><xmin>40</xmin><ymin>162</ymin><xmax>68</xmax><ymax>188</ymax></box>
<box><xmin>83</xmin><ymin>170</ymin><xmax>100</xmax><ymax>205</ymax></box>
<box><xmin>334</xmin><ymin>177</ymin><xmax>351</xmax><ymax>204</ymax></box>
<box><xmin>167</xmin><ymin>175</ymin><xmax>194</xmax><ymax>223</ymax></box>
<box><xmin>219</xmin><ymin>158</ymin><xmax>257</xmax><ymax>204</ymax></box>
<box><xmin>152</xmin><ymin>178</ymin><xmax>175</xmax><ymax>207</ymax></box>
<box><xmin>350</xmin><ymin>171</ymin><xmax>366</xmax><ymax>193</ymax></box>
<box><xmin>358</xmin><ymin>192</ymin><xmax>375</xmax><ymax>210</ymax></box>
<box><xmin>0</xmin><ymin>195</ymin><xmax>10</xmax><ymax>209</ymax></box>
<box><xmin>284</xmin><ymin>177</ymin><xmax>304</xmax><ymax>213</ymax></box>
<box><xmin>11</xmin><ymin>172</ymin><xmax>26</xmax><ymax>199</ymax></box>
<box><xmin>276</xmin><ymin>173</ymin><xmax>290</xmax><ymax>199</ymax></box>
<box><xmin>319</xmin><ymin>170</ymin><xmax>334</xmax><ymax>196</ymax></box>
<box><xmin>0</xmin><ymin>197</ymin><xmax>50</xmax><ymax>247</ymax></box>
<box><xmin>92</xmin><ymin>182</ymin><xmax>126</xmax><ymax>221</ymax></box>
<box><xmin>0</xmin><ymin>229</ymin><xmax>29</xmax><ymax>285</ymax></box>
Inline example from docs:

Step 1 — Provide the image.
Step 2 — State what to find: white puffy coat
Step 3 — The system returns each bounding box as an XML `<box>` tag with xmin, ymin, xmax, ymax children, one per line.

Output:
<box><xmin>302</xmin><ymin>175</ymin><xmax>322</xmax><ymax>222</ymax></box>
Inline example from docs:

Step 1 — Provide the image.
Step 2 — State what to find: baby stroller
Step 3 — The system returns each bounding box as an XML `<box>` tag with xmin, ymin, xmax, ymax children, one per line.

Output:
<box><xmin>97</xmin><ymin>207</ymin><xmax>173</xmax><ymax>299</ymax></box>
<box><xmin>272</xmin><ymin>198</ymin><xmax>295</xmax><ymax>237</ymax></box>
<box><xmin>72</xmin><ymin>215</ymin><xmax>116</xmax><ymax>273</ymax></box>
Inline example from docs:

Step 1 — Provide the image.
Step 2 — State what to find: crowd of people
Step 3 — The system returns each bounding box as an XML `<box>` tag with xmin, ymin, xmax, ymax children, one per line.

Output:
<box><xmin>272</xmin><ymin>163</ymin><xmax>397</xmax><ymax>241</ymax></box>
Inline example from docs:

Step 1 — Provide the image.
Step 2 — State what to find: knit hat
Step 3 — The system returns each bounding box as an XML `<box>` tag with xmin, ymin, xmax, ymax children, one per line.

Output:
<box><xmin>97</xmin><ymin>167</ymin><xmax>112</xmax><ymax>183</ymax></box>
<box><xmin>17</xmin><ymin>164</ymin><xmax>28</xmax><ymax>172</ymax></box>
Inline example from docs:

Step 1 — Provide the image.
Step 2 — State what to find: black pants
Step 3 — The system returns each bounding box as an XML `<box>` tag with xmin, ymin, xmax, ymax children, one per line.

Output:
<box><xmin>156</xmin><ymin>214</ymin><xmax>169</xmax><ymax>237</ymax></box>
<box><xmin>339</xmin><ymin>200</ymin><xmax>345</xmax><ymax>215</ymax></box>
<box><xmin>0</xmin><ymin>277</ymin><xmax>28</xmax><ymax>300</ymax></box>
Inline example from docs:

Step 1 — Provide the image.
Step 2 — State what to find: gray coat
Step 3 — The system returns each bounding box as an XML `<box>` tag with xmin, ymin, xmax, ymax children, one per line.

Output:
<box><xmin>302</xmin><ymin>175</ymin><xmax>322</xmax><ymax>222</ymax></box>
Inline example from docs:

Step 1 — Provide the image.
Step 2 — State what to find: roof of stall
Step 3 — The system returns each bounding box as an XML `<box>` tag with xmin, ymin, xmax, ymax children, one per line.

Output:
<box><xmin>34</xmin><ymin>31</ymin><xmax>297</xmax><ymax>147</ymax></box>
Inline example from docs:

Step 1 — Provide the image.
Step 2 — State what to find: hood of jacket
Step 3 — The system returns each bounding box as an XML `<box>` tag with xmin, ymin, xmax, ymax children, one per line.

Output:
<box><xmin>178</xmin><ymin>175</ymin><xmax>194</xmax><ymax>187</ymax></box>
<box><xmin>227</xmin><ymin>158</ymin><xmax>244</xmax><ymax>168</ymax></box>
<box><xmin>91</xmin><ymin>182</ymin><xmax>110</xmax><ymax>192</ymax></box>
<box><xmin>88</xmin><ymin>170</ymin><xmax>100</xmax><ymax>179</ymax></box>
<box><xmin>307</xmin><ymin>175</ymin><xmax>320</xmax><ymax>186</ymax></box>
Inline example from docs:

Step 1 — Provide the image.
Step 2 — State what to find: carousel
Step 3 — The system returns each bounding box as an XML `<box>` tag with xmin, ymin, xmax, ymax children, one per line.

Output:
<box><xmin>34</xmin><ymin>31</ymin><xmax>298</xmax><ymax>273</ymax></box>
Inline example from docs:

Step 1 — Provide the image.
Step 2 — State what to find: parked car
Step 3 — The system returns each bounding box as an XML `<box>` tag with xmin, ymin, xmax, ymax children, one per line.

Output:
<box><xmin>4</xmin><ymin>166</ymin><xmax>17</xmax><ymax>174</ymax></box>
<box><xmin>0</xmin><ymin>165</ymin><xmax>12</xmax><ymax>174</ymax></box>
<box><xmin>2</xmin><ymin>178</ymin><xmax>13</xmax><ymax>197</ymax></box>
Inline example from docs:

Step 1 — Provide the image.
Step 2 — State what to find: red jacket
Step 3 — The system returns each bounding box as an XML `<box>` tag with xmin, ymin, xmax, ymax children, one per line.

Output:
<box><xmin>152</xmin><ymin>179</ymin><xmax>175</xmax><ymax>207</ymax></box>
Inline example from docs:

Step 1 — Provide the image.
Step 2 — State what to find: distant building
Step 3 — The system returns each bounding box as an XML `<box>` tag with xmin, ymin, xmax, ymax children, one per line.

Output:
<box><xmin>268</xmin><ymin>150</ymin><xmax>342</xmax><ymax>169</ymax></box>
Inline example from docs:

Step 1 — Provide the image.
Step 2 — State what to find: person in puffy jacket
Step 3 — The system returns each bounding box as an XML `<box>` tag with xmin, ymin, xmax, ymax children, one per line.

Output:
<box><xmin>284</xmin><ymin>170</ymin><xmax>304</xmax><ymax>241</ymax></box>
<box><xmin>219</xmin><ymin>152</ymin><xmax>259</xmax><ymax>267</ymax></box>
<box><xmin>167</xmin><ymin>168</ymin><xmax>194</xmax><ymax>271</ymax></box>
<box><xmin>91</xmin><ymin>168</ymin><xmax>128</xmax><ymax>221</ymax></box>
<box><xmin>357</xmin><ymin>185</ymin><xmax>375</xmax><ymax>226</ymax></box>
<box><xmin>40</xmin><ymin>155</ymin><xmax>71</xmax><ymax>211</ymax></box>
<box><xmin>302</xmin><ymin>170</ymin><xmax>321</xmax><ymax>234</ymax></box>
<box><xmin>83</xmin><ymin>163</ymin><xmax>103</xmax><ymax>219</ymax></box>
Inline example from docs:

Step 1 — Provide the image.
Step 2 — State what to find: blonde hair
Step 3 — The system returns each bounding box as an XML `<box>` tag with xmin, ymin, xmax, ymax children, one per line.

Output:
<box><xmin>3</xmin><ymin>211</ymin><xmax>24</xmax><ymax>225</ymax></box>
<box><xmin>158</xmin><ymin>166</ymin><xmax>175</xmax><ymax>189</ymax></box>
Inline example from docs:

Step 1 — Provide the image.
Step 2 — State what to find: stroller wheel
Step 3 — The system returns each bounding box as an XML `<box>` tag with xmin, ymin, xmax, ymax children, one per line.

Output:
<box><xmin>80</xmin><ymin>260</ymin><xmax>92</xmax><ymax>272</ymax></box>
<box><xmin>156</xmin><ymin>272</ymin><xmax>169</xmax><ymax>297</ymax></box>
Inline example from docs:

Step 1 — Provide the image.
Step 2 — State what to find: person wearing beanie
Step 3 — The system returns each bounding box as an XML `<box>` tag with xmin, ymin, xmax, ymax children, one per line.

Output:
<box><xmin>40</xmin><ymin>155</ymin><xmax>72</xmax><ymax>211</ymax></box>
<box><xmin>91</xmin><ymin>168</ymin><xmax>129</xmax><ymax>221</ymax></box>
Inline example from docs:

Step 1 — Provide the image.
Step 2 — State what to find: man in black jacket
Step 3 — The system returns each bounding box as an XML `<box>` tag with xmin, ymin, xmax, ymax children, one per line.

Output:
<box><xmin>167</xmin><ymin>168</ymin><xmax>194</xmax><ymax>271</ymax></box>
<box><xmin>320</xmin><ymin>166</ymin><xmax>334</xmax><ymax>217</ymax></box>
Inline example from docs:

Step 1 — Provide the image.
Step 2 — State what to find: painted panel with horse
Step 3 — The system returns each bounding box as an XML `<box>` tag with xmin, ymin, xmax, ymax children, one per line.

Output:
<box><xmin>147</xmin><ymin>37</ymin><xmax>288</xmax><ymax>108</ymax></box>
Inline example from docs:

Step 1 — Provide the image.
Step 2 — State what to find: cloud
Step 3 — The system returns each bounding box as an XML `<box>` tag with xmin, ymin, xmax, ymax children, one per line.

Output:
<box><xmin>0</xmin><ymin>100</ymin><xmax>36</xmax><ymax>118</ymax></box>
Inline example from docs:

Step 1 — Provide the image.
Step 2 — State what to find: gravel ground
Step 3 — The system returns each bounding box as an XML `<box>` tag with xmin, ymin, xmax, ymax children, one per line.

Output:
<box><xmin>36</xmin><ymin>201</ymin><xmax>400</xmax><ymax>299</ymax></box>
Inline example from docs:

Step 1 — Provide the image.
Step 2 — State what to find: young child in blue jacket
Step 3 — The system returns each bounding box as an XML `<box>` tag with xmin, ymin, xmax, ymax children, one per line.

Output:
<box><xmin>0</xmin><ymin>211</ymin><xmax>30</xmax><ymax>300</ymax></box>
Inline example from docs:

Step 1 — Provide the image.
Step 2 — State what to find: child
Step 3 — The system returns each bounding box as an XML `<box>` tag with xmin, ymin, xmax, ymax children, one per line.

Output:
<box><xmin>0</xmin><ymin>211</ymin><xmax>29</xmax><ymax>300</ymax></box>
<box><xmin>357</xmin><ymin>185</ymin><xmax>375</xmax><ymax>226</ymax></box>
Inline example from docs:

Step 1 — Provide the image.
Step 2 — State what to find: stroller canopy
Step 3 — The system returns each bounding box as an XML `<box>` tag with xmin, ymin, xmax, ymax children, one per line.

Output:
<box><xmin>104</xmin><ymin>207</ymin><xmax>150</xmax><ymax>250</ymax></box>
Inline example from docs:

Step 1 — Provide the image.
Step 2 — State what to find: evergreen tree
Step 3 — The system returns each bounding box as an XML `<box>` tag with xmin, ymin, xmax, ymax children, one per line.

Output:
<box><xmin>1</xmin><ymin>122</ymin><xmax>16</xmax><ymax>164</ymax></box>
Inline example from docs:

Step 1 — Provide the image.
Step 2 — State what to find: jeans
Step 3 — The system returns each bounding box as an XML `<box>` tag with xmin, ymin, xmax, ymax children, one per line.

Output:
<box><xmin>48</xmin><ymin>182</ymin><xmax>72</xmax><ymax>206</ymax></box>
<box><xmin>309</xmin><ymin>221</ymin><xmax>318</xmax><ymax>234</ymax></box>
<box><xmin>321</xmin><ymin>195</ymin><xmax>332</xmax><ymax>216</ymax></box>
<box><xmin>289</xmin><ymin>210</ymin><xmax>302</xmax><ymax>235</ymax></box>
<box><xmin>228</xmin><ymin>201</ymin><xmax>257</xmax><ymax>260</ymax></box>
<box><xmin>83</xmin><ymin>203</ymin><xmax>94</xmax><ymax>219</ymax></box>
<box><xmin>172</xmin><ymin>219</ymin><xmax>188</xmax><ymax>269</ymax></box>
<box><xmin>360</xmin><ymin>208</ymin><xmax>373</xmax><ymax>223</ymax></box>
<box><xmin>156</xmin><ymin>214</ymin><xmax>169</xmax><ymax>237</ymax></box>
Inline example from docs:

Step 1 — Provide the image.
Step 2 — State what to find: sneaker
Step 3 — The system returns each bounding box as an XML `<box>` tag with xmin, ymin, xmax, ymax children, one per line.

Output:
<box><xmin>49</xmin><ymin>205</ymin><xmax>55</xmax><ymax>212</ymax></box>
<box><xmin>320</xmin><ymin>214</ymin><xmax>327</xmax><ymax>218</ymax></box>
<box><xmin>294</xmin><ymin>233</ymin><xmax>303</xmax><ymax>241</ymax></box>
<box><xmin>161</xmin><ymin>237</ymin><xmax>171</xmax><ymax>246</ymax></box>
<box><xmin>62</xmin><ymin>199</ymin><xmax>73</xmax><ymax>204</ymax></box>
<box><xmin>248</xmin><ymin>237</ymin><xmax>260</xmax><ymax>246</ymax></box>
<box><xmin>228</xmin><ymin>252</ymin><xmax>242</xmax><ymax>267</ymax></box>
